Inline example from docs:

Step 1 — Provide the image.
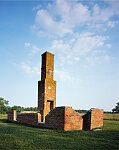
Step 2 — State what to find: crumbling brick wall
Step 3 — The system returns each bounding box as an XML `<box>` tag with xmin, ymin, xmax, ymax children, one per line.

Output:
<box><xmin>82</xmin><ymin>108</ymin><xmax>104</xmax><ymax>130</ymax></box>
<box><xmin>17</xmin><ymin>113</ymin><xmax>41</xmax><ymax>125</ymax></box>
<box><xmin>64</xmin><ymin>107</ymin><xmax>83</xmax><ymax>130</ymax></box>
<box><xmin>17</xmin><ymin>111</ymin><xmax>37</xmax><ymax>114</ymax></box>
<box><xmin>45</xmin><ymin>107</ymin><xmax>65</xmax><ymax>130</ymax></box>
<box><xmin>45</xmin><ymin>106</ymin><xmax>83</xmax><ymax>130</ymax></box>
<box><xmin>8</xmin><ymin>110</ymin><xmax>17</xmax><ymax>122</ymax></box>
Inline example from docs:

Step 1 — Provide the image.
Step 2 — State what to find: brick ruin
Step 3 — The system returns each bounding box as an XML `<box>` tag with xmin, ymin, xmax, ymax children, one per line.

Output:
<box><xmin>45</xmin><ymin>106</ymin><xmax>83</xmax><ymax>130</ymax></box>
<box><xmin>82</xmin><ymin>108</ymin><xmax>104</xmax><ymax>130</ymax></box>
<box><xmin>38</xmin><ymin>52</ymin><xmax>56</xmax><ymax>122</ymax></box>
<box><xmin>8</xmin><ymin>51</ymin><xmax>104</xmax><ymax>131</ymax></box>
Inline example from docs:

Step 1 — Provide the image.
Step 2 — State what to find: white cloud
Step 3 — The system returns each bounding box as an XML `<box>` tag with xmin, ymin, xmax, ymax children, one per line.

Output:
<box><xmin>51</xmin><ymin>40</ymin><xmax>70</xmax><ymax>53</ymax></box>
<box><xmin>31</xmin><ymin>46</ymin><xmax>40</xmax><ymax>54</ymax></box>
<box><xmin>74</xmin><ymin>57</ymin><xmax>80</xmax><ymax>61</ymax></box>
<box><xmin>32</xmin><ymin>5</ymin><xmax>41</xmax><ymax>11</ymax></box>
<box><xmin>107</xmin><ymin>21</ymin><xmax>118</xmax><ymax>28</ymax></box>
<box><xmin>51</xmin><ymin>32</ymin><xmax>109</xmax><ymax>64</ymax></box>
<box><xmin>32</xmin><ymin>0</ymin><xmax>119</xmax><ymax>37</ymax></box>
<box><xmin>34</xmin><ymin>0</ymin><xmax>91</xmax><ymax>36</ymax></box>
<box><xmin>106</xmin><ymin>44</ymin><xmax>112</xmax><ymax>48</ymax></box>
<box><xmin>106</xmin><ymin>0</ymin><xmax>119</xmax><ymax>15</ymax></box>
<box><xmin>54</xmin><ymin>69</ymin><xmax>72</xmax><ymax>82</ymax></box>
<box><xmin>104</xmin><ymin>55</ymin><xmax>110</xmax><ymax>61</ymax></box>
<box><xmin>85</xmin><ymin>54</ymin><xmax>111</xmax><ymax>65</ymax></box>
<box><xmin>72</xmin><ymin>32</ymin><xmax>108</xmax><ymax>56</ymax></box>
<box><xmin>20</xmin><ymin>62</ymin><xmax>41</xmax><ymax>76</ymax></box>
<box><xmin>35</xmin><ymin>9</ymin><xmax>72</xmax><ymax>37</ymax></box>
<box><xmin>24</xmin><ymin>42</ymin><xmax>31</xmax><ymax>47</ymax></box>
<box><xmin>24</xmin><ymin>43</ymin><xmax>44</xmax><ymax>56</ymax></box>
<box><xmin>92</xmin><ymin>4</ymin><xmax>113</xmax><ymax>22</ymax></box>
<box><xmin>50</xmin><ymin>31</ymin><xmax>112</xmax><ymax>66</ymax></box>
<box><xmin>91</xmin><ymin>50</ymin><xmax>104</xmax><ymax>56</ymax></box>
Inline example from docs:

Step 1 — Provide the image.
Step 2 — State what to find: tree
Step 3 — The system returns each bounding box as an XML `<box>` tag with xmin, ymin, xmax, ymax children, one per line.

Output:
<box><xmin>112</xmin><ymin>102</ymin><xmax>119</xmax><ymax>113</ymax></box>
<box><xmin>0</xmin><ymin>97</ymin><xmax>9</xmax><ymax>114</ymax></box>
<box><xmin>11</xmin><ymin>105</ymin><xmax>24</xmax><ymax>111</ymax></box>
<box><xmin>24</xmin><ymin>107</ymin><xmax>37</xmax><ymax>111</ymax></box>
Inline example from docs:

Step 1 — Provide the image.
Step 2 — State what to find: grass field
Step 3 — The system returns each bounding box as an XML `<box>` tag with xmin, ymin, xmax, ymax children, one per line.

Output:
<box><xmin>80</xmin><ymin>113</ymin><xmax>119</xmax><ymax>121</ymax></box>
<box><xmin>0</xmin><ymin>114</ymin><xmax>119</xmax><ymax>150</ymax></box>
<box><xmin>103</xmin><ymin>113</ymin><xmax>119</xmax><ymax>121</ymax></box>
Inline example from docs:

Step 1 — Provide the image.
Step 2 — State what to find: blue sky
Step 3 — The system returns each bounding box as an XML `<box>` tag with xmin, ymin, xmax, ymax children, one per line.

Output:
<box><xmin>0</xmin><ymin>0</ymin><xmax>119</xmax><ymax>111</ymax></box>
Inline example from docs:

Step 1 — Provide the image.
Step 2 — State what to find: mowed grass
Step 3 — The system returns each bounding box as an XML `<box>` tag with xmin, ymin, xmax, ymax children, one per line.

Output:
<box><xmin>0</xmin><ymin>114</ymin><xmax>119</xmax><ymax>150</ymax></box>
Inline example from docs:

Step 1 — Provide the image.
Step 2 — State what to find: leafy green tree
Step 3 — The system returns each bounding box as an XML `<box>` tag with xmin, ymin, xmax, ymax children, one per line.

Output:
<box><xmin>12</xmin><ymin>105</ymin><xmax>24</xmax><ymax>111</ymax></box>
<box><xmin>75</xmin><ymin>109</ymin><xmax>88</xmax><ymax>113</ymax></box>
<box><xmin>112</xmin><ymin>102</ymin><xmax>119</xmax><ymax>113</ymax></box>
<box><xmin>0</xmin><ymin>97</ymin><xmax>38</xmax><ymax>113</ymax></box>
<box><xmin>11</xmin><ymin>106</ymin><xmax>37</xmax><ymax>111</ymax></box>
<box><xmin>24</xmin><ymin>107</ymin><xmax>37</xmax><ymax>111</ymax></box>
<box><xmin>0</xmin><ymin>97</ymin><xmax>9</xmax><ymax>114</ymax></box>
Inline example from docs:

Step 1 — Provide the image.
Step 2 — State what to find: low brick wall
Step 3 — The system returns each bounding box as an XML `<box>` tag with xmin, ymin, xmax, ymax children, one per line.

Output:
<box><xmin>45</xmin><ymin>106</ymin><xmax>83</xmax><ymax>130</ymax></box>
<box><xmin>8</xmin><ymin>110</ymin><xmax>17</xmax><ymax>122</ymax></box>
<box><xmin>64</xmin><ymin>107</ymin><xmax>83</xmax><ymax>130</ymax></box>
<box><xmin>45</xmin><ymin>107</ymin><xmax>65</xmax><ymax>130</ymax></box>
<box><xmin>17</xmin><ymin>113</ymin><xmax>41</xmax><ymax>125</ymax></box>
<box><xmin>82</xmin><ymin>108</ymin><xmax>104</xmax><ymax>130</ymax></box>
<box><xmin>7</xmin><ymin>108</ymin><xmax>103</xmax><ymax>131</ymax></box>
<box><xmin>17</xmin><ymin>111</ymin><xmax>37</xmax><ymax>114</ymax></box>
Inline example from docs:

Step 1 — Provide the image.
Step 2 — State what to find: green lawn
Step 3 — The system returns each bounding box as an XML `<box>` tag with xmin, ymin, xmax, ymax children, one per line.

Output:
<box><xmin>0</xmin><ymin>114</ymin><xmax>119</xmax><ymax>150</ymax></box>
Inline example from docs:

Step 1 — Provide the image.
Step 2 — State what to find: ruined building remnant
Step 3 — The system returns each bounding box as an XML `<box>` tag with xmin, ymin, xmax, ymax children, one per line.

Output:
<box><xmin>38</xmin><ymin>52</ymin><xmax>56</xmax><ymax>122</ymax></box>
<box><xmin>82</xmin><ymin>108</ymin><xmax>104</xmax><ymax>130</ymax></box>
<box><xmin>8</xmin><ymin>110</ymin><xmax>17</xmax><ymax>122</ymax></box>
<box><xmin>8</xmin><ymin>51</ymin><xmax>104</xmax><ymax>131</ymax></box>
<box><xmin>45</xmin><ymin>106</ymin><xmax>83</xmax><ymax>130</ymax></box>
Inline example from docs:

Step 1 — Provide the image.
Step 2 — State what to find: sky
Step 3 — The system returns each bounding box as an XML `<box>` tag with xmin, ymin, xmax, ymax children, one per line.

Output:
<box><xmin>0</xmin><ymin>0</ymin><xmax>119</xmax><ymax>111</ymax></box>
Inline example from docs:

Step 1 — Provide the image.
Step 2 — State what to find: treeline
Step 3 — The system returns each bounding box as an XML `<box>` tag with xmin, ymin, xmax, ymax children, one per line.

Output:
<box><xmin>1</xmin><ymin>97</ymin><xmax>119</xmax><ymax>114</ymax></box>
<box><xmin>75</xmin><ymin>110</ymin><xmax>88</xmax><ymax>113</ymax></box>
<box><xmin>0</xmin><ymin>97</ymin><xmax>37</xmax><ymax>114</ymax></box>
<box><xmin>0</xmin><ymin>105</ymin><xmax>38</xmax><ymax>114</ymax></box>
<box><xmin>75</xmin><ymin>109</ymin><xmax>113</xmax><ymax>113</ymax></box>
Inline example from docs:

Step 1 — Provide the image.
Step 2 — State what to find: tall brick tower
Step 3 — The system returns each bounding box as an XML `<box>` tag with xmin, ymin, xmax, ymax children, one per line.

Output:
<box><xmin>38</xmin><ymin>51</ymin><xmax>56</xmax><ymax>122</ymax></box>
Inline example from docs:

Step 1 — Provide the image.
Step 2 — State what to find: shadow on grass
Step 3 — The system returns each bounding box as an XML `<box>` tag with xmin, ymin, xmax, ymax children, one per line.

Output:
<box><xmin>0</xmin><ymin>118</ymin><xmax>58</xmax><ymax>131</ymax></box>
<box><xmin>0</xmin><ymin>118</ymin><xmax>119</xmax><ymax>149</ymax></box>
<box><xmin>0</xmin><ymin>118</ymin><xmax>9</xmax><ymax>123</ymax></box>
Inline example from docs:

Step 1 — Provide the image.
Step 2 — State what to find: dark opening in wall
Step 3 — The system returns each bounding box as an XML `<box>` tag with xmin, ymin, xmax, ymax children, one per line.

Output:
<box><xmin>47</xmin><ymin>100</ymin><xmax>53</xmax><ymax>111</ymax></box>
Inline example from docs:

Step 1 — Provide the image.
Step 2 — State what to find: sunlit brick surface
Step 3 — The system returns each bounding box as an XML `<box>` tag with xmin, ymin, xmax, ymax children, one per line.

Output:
<box><xmin>8</xmin><ymin>110</ymin><xmax>17</xmax><ymax>122</ymax></box>
<box><xmin>17</xmin><ymin>112</ymin><xmax>41</xmax><ymax>125</ymax></box>
<box><xmin>82</xmin><ymin>108</ymin><xmax>104</xmax><ymax>130</ymax></box>
<box><xmin>45</xmin><ymin>106</ymin><xmax>83</xmax><ymax>130</ymax></box>
<box><xmin>38</xmin><ymin>52</ymin><xmax>56</xmax><ymax>122</ymax></box>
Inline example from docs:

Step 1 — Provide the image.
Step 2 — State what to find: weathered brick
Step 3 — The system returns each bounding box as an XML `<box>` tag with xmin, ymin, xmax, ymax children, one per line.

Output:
<box><xmin>8</xmin><ymin>110</ymin><xmax>17</xmax><ymax>122</ymax></box>
<box><xmin>45</xmin><ymin>106</ymin><xmax>83</xmax><ymax>131</ymax></box>
<box><xmin>17</xmin><ymin>112</ymin><xmax>41</xmax><ymax>125</ymax></box>
<box><xmin>38</xmin><ymin>52</ymin><xmax>56</xmax><ymax>122</ymax></box>
<box><xmin>82</xmin><ymin>108</ymin><xmax>104</xmax><ymax>130</ymax></box>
